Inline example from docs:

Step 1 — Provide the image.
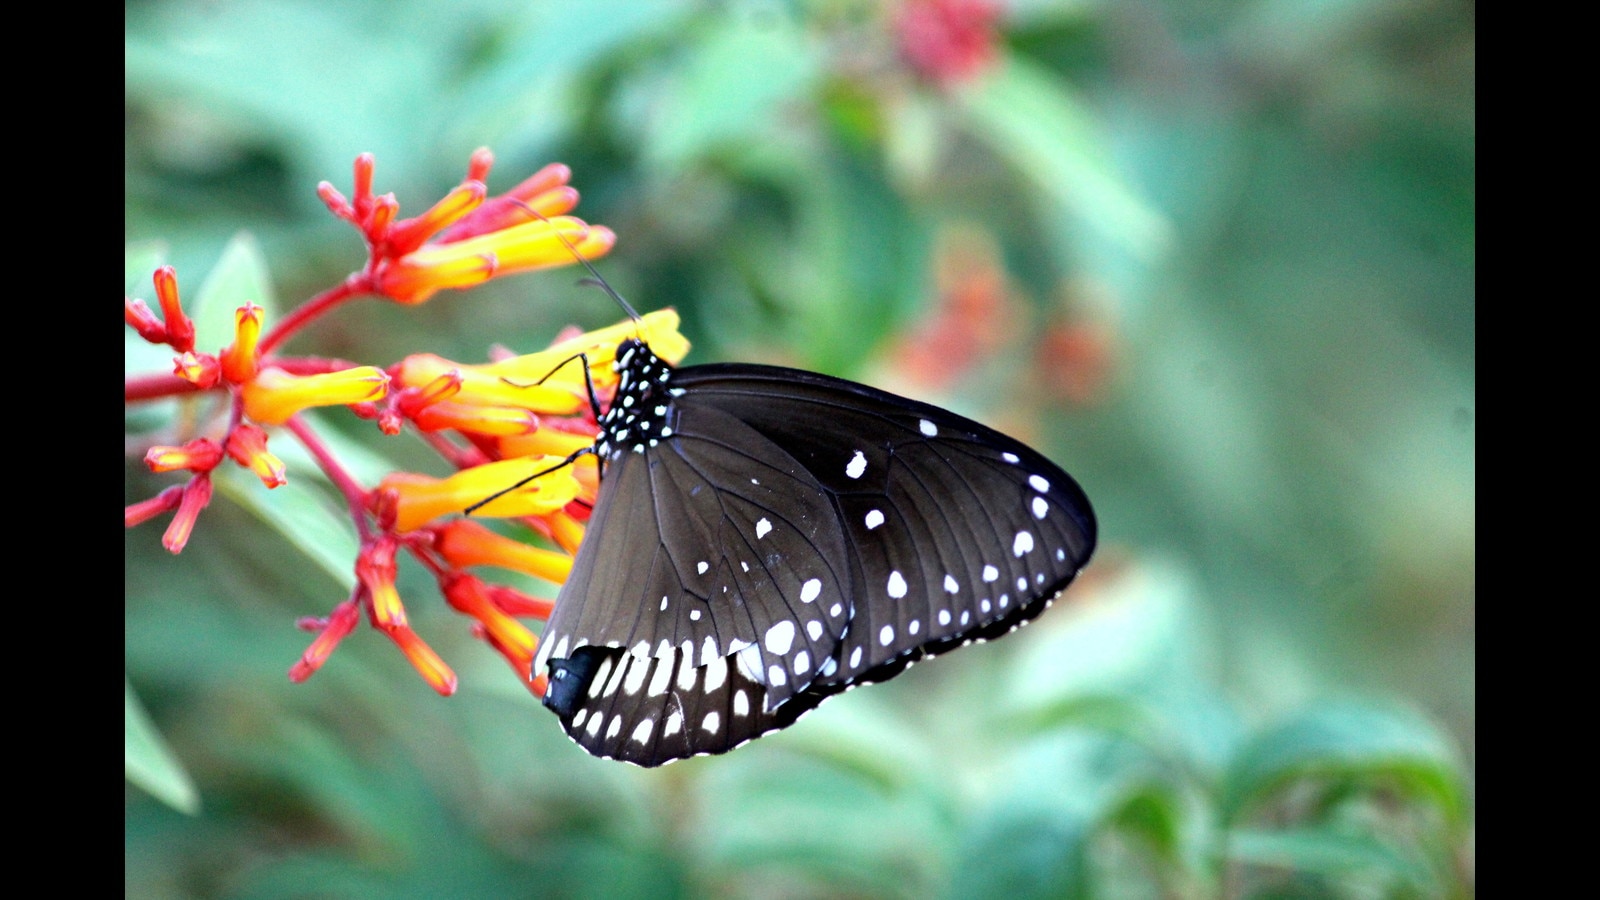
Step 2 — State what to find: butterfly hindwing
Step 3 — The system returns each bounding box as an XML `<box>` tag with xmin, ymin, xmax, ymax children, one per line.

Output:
<box><xmin>536</xmin><ymin>391</ymin><xmax>854</xmax><ymax>764</ymax></box>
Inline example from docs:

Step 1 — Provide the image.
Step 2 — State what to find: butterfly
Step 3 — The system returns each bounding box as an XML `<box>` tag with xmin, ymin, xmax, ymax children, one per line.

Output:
<box><xmin>530</xmin><ymin>334</ymin><xmax>1096</xmax><ymax>766</ymax></box>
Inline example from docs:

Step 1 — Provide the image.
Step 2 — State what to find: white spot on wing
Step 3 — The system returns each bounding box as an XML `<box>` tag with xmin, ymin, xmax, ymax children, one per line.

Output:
<box><xmin>767</xmin><ymin>665</ymin><xmax>787</xmax><ymax>687</ymax></box>
<box><xmin>704</xmin><ymin>655</ymin><xmax>728</xmax><ymax>692</ymax></box>
<box><xmin>919</xmin><ymin>419</ymin><xmax>937</xmax><ymax>436</ymax></box>
<box><xmin>1002</xmin><ymin>452</ymin><xmax>1020</xmax><ymax>463</ymax></box>
<box><xmin>733</xmin><ymin>690</ymin><xmax>750</xmax><ymax>717</ymax></box>
<box><xmin>845</xmin><ymin>451</ymin><xmax>867</xmax><ymax>479</ymax></box>
<box><xmin>586</xmin><ymin>711</ymin><xmax>605</xmax><ymax>737</ymax></box>
<box><xmin>631</xmin><ymin>718</ymin><xmax>655</xmax><ymax>745</ymax></box>
<box><xmin>801</xmin><ymin>579</ymin><xmax>821</xmax><ymax>603</ymax></box>
<box><xmin>879</xmin><ymin>624</ymin><xmax>895</xmax><ymax>646</ymax></box>
<box><xmin>623</xmin><ymin>656</ymin><xmax>649</xmax><ymax>695</ymax></box>
<box><xmin>850</xmin><ymin>646</ymin><xmax>863</xmax><ymax>668</ymax></box>
<box><xmin>944</xmin><ymin>574</ymin><xmax>959</xmax><ymax>594</ymax></box>
<box><xmin>938</xmin><ymin>609</ymin><xmax>951</xmax><ymax>626</ymax></box>
<box><xmin>1028</xmin><ymin>474</ymin><xmax>1050</xmax><ymax>492</ymax></box>
<box><xmin>697</xmin><ymin>561</ymin><xmax>709</xmax><ymax>575</ymax></box>
<box><xmin>1032</xmin><ymin>496</ymin><xmax>1049</xmax><ymax>519</ymax></box>
<box><xmin>982</xmin><ymin>565</ymin><xmax>999</xmax><ymax>582</ymax></box>
<box><xmin>702</xmin><ymin>711</ymin><xmax>720</xmax><ymax>734</ymax></box>
<box><xmin>765</xmin><ymin>620</ymin><xmax>797</xmax><ymax>655</ymax></box>
<box><xmin>647</xmin><ymin>657</ymin><xmax>673</xmax><ymax>696</ymax></box>
<box><xmin>794</xmin><ymin>650</ymin><xmax>811</xmax><ymax>675</ymax></box>
<box><xmin>755</xmin><ymin>518</ymin><xmax>772</xmax><ymax>539</ymax></box>
<box><xmin>664</xmin><ymin>711</ymin><xmax>683</xmax><ymax>737</ymax></box>
<box><xmin>806</xmin><ymin>619</ymin><xmax>823</xmax><ymax>641</ymax></box>
<box><xmin>865</xmin><ymin>509</ymin><xmax>885</xmax><ymax>530</ymax></box>
<box><xmin>887</xmin><ymin>571</ymin><xmax>908</xmax><ymax>598</ymax></box>
<box><xmin>701</xmin><ymin>636</ymin><xmax>719</xmax><ymax>667</ymax></box>
<box><xmin>1014</xmin><ymin>531</ymin><xmax>1035</xmax><ymax>556</ymax></box>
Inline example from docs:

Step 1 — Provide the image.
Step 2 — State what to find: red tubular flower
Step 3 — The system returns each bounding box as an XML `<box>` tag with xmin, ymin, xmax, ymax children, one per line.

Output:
<box><xmin>125</xmin><ymin>485</ymin><xmax>184</xmax><ymax>528</ymax></box>
<box><xmin>484</xmin><ymin>583</ymin><xmax>555</xmax><ymax>620</ymax></box>
<box><xmin>357</xmin><ymin>537</ymin><xmax>405</xmax><ymax>627</ymax></box>
<box><xmin>442</xmin><ymin>572</ymin><xmax>539</xmax><ymax>670</ymax></box>
<box><xmin>146</xmin><ymin>438</ymin><xmax>224</xmax><ymax>474</ymax></box>
<box><xmin>174</xmin><ymin>352</ymin><xmax>222</xmax><ymax>389</ymax></box>
<box><xmin>288</xmin><ymin>599</ymin><xmax>362</xmax><ymax>682</ymax></box>
<box><xmin>225</xmin><ymin>424</ymin><xmax>287</xmax><ymax>488</ymax></box>
<box><xmin>125</xmin><ymin>298</ymin><xmax>167</xmax><ymax>344</ymax></box>
<box><xmin>163</xmin><ymin>474</ymin><xmax>213</xmax><ymax>554</ymax></box>
<box><xmin>152</xmin><ymin>265</ymin><xmax>195</xmax><ymax>353</ymax></box>
<box><xmin>381</xmin><ymin>624</ymin><xmax>458</xmax><ymax>696</ymax></box>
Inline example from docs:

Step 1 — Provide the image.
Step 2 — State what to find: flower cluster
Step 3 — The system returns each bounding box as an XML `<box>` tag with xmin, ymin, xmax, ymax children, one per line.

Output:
<box><xmin>125</xmin><ymin>149</ymin><xmax>684</xmax><ymax>698</ymax></box>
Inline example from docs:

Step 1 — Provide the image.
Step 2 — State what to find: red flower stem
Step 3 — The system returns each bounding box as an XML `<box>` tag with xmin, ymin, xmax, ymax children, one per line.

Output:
<box><xmin>126</xmin><ymin>371</ymin><xmax>208</xmax><ymax>403</ymax></box>
<box><xmin>258</xmin><ymin>277</ymin><xmax>369</xmax><ymax>357</ymax></box>
<box><xmin>283</xmin><ymin>414</ymin><xmax>376</xmax><ymax>541</ymax></box>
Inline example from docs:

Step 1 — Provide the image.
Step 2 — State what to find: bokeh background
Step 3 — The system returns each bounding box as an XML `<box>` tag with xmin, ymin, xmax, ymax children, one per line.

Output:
<box><xmin>126</xmin><ymin>1</ymin><xmax>1474</xmax><ymax>896</ymax></box>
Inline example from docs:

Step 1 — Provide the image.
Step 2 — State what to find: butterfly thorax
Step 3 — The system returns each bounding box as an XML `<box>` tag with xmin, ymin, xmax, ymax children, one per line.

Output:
<box><xmin>596</xmin><ymin>339</ymin><xmax>677</xmax><ymax>461</ymax></box>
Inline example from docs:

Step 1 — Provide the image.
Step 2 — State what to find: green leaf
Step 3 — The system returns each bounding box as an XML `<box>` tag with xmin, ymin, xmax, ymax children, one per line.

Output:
<box><xmin>1222</xmin><ymin>701</ymin><xmax>1469</xmax><ymax>827</ymax></box>
<box><xmin>125</xmin><ymin>679</ymin><xmax>200</xmax><ymax>815</ymax></box>
<box><xmin>964</xmin><ymin>56</ymin><xmax>1171</xmax><ymax>259</ymax></box>
<box><xmin>1229</xmin><ymin>825</ymin><xmax>1439</xmax><ymax>895</ymax></box>
<box><xmin>644</xmin><ymin>14</ymin><xmax>823</xmax><ymax>170</ymax></box>
<box><xmin>191</xmin><ymin>232</ymin><xmax>277</xmax><ymax>352</ymax></box>
<box><xmin>212</xmin><ymin>464</ymin><xmax>358</xmax><ymax>591</ymax></box>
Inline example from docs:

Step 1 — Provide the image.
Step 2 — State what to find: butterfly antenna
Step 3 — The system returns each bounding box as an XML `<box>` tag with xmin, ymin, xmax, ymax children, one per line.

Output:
<box><xmin>508</xmin><ymin>200</ymin><xmax>641</xmax><ymax>325</ymax></box>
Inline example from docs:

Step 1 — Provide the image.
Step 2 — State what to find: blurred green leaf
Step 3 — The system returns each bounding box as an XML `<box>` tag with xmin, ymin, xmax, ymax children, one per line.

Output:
<box><xmin>125</xmin><ymin>679</ymin><xmax>200</xmax><ymax>815</ymax></box>
<box><xmin>213</xmin><ymin>464</ymin><xmax>358</xmax><ymax>591</ymax></box>
<box><xmin>965</xmin><ymin>56</ymin><xmax>1172</xmax><ymax>260</ymax></box>
<box><xmin>191</xmin><ymin>232</ymin><xmax>278</xmax><ymax>350</ymax></box>
<box><xmin>1222</xmin><ymin>701</ymin><xmax>1469</xmax><ymax>827</ymax></box>
<box><xmin>643</xmin><ymin>13</ymin><xmax>823</xmax><ymax>171</ymax></box>
<box><xmin>1229</xmin><ymin>825</ymin><xmax>1441</xmax><ymax>896</ymax></box>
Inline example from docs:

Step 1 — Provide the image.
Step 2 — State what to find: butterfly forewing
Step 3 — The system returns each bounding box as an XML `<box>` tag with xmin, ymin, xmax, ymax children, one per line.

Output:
<box><xmin>672</xmin><ymin>365</ymin><xmax>1096</xmax><ymax>688</ymax></box>
<box><xmin>535</xmin><ymin>340</ymin><xmax>1096</xmax><ymax>766</ymax></box>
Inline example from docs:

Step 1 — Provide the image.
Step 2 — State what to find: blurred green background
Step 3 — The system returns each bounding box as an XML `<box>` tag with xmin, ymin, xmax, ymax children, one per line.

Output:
<box><xmin>126</xmin><ymin>0</ymin><xmax>1474</xmax><ymax>897</ymax></box>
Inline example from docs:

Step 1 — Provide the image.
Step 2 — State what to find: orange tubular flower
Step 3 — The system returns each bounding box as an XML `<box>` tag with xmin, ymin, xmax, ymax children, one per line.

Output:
<box><xmin>324</xmin><ymin>149</ymin><xmax>617</xmax><ymax>306</ymax></box>
<box><xmin>382</xmin><ymin>624</ymin><xmax>458</xmax><ymax>696</ymax></box>
<box><xmin>219</xmin><ymin>302</ymin><xmax>264</xmax><ymax>384</ymax></box>
<box><xmin>442</xmin><ymin>572</ymin><xmax>539</xmax><ymax>674</ymax></box>
<box><xmin>129</xmin><ymin>150</ymin><xmax>684</xmax><ymax>707</ymax></box>
<box><xmin>225</xmin><ymin>424</ymin><xmax>287</xmax><ymax>488</ymax></box>
<box><xmin>378</xmin><ymin>456</ymin><xmax>581</xmax><ymax>533</ymax></box>
<box><xmin>375</xmin><ymin>217</ymin><xmax>616</xmax><ymax>305</ymax></box>
<box><xmin>434</xmin><ymin>519</ymin><xmax>574</xmax><ymax>583</ymax></box>
<box><xmin>240</xmin><ymin>365</ymin><xmax>390</xmax><ymax>425</ymax></box>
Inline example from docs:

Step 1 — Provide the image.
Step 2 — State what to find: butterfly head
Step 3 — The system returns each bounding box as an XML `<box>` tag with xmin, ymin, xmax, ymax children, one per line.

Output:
<box><xmin>598</xmin><ymin>339</ymin><xmax>677</xmax><ymax>459</ymax></box>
